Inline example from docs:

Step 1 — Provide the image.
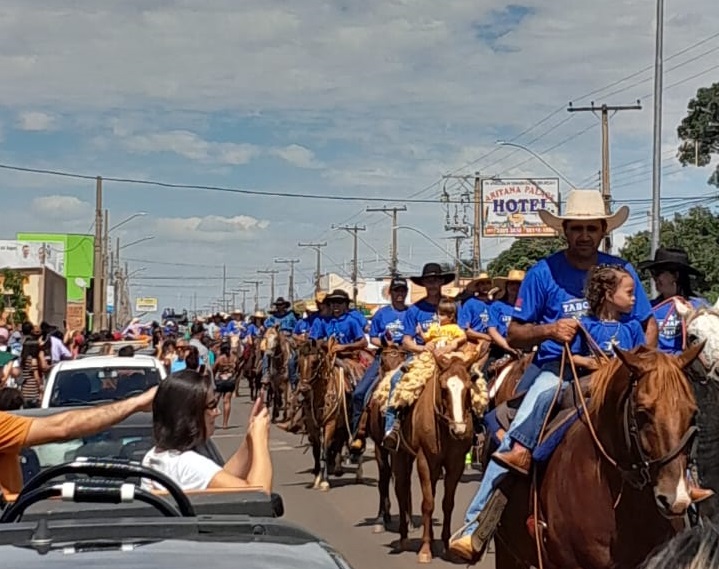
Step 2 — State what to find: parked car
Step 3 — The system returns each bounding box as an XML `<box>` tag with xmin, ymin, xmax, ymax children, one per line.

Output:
<box><xmin>41</xmin><ymin>356</ymin><xmax>166</xmax><ymax>409</ymax></box>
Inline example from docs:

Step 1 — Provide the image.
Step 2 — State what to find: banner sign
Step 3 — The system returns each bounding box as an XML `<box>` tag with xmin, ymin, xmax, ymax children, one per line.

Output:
<box><xmin>135</xmin><ymin>297</ymin><xmax>158</xmax><ymax>313</ymax></box>
<box><xmin>481</xmin><ymin>178</ymin><xmax>560</xmax><ymax>237</ymax></box>
<box><xmin>0</xmin><ymin>240</ymin><xmax>65</xmax><ymax>274</ymax></box>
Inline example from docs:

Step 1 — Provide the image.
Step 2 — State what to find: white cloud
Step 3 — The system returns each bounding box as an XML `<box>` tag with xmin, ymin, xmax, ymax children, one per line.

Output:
<box><xmin>271</xmin><ymin>144</ymin><xmax>322</xmax><ymax>169</ymax></box>
<box><xmin>154</xmin><ymin>214</ymin><xmax>270</xmax><ymax>243</ymax></box>
<box><xmin>16</xmin><ymin>111</ymin><xmax>55</xmax><ymax>131</ymax></box>
<box><xmin>31</xmin><ymin>195</ymin><xmax>92</xmax><ymax>220</ymax></box>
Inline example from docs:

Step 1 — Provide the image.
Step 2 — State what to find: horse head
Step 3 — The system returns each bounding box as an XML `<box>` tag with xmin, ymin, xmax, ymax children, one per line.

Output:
<box><xmin>298</xmin><ymin>340</ymin><xmax>323</xmax><ymax>386</ymax></box>
<box><xmin>436</xmin><ymin>356</ymin><xmax>474</xmax><ymax>438</ymax></box>
<box><xmin>593</xmin><ymin>344</ymin><xmax>703</xmax><ymax>517</ymax></box>
<box><xmin>264</xmin><ymin>327</ymin><xmax>279</xmax><ymax>353</ymax></box>
<box><xmin>675</xmin><ymin>297</ymin><xmax>719</xmax><ymax>380</ymax></box>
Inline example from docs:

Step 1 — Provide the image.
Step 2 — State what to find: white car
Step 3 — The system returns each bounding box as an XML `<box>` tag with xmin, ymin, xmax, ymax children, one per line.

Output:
<box><xmin>41</xmin><ymin>355</ymin><xmax>167</xmax><ymax>409</ymax></box>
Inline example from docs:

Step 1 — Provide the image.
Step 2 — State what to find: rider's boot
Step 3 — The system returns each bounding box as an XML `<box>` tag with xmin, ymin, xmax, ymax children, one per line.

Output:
<box><xmin>381</xmin><ymin>420</ymin><xmax>401</xmax><ymax>453</ymax></box>
<box><xmin>492</xmin><ymin>441</ymin><xmax>532</xmax><ymax>476</ymax></box>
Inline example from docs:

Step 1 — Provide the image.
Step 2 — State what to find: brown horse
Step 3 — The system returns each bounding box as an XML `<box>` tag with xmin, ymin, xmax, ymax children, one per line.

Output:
<box><xmin>394</xmin><ymin>355</ymin><xmax>478</xmax><ymax>563</ymax></box>
<box><xmin>491</xmin><ymin>344</ymin><xmax>703</xmax><ymax>569</ymax></box>
<box><xmin>362</xmin><ymin>345</ymin><xmax>407</xmax><ymax>533</ymax></box>
<box><xmin>263</xmin><ymin>327</ymin><xmax>292</xmax><ymax>422</ymax></box>
<box><xmin>300</xmin><ymin>339</ymin><xmax>357</xmax><ymax>491</ymax></box>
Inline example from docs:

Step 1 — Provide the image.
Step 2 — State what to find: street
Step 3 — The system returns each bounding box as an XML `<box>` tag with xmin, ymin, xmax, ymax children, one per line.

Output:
<box><xmin>212</xmin><ymin>391</ymin><xmax>495</xmax><ymax>569</ymax></box>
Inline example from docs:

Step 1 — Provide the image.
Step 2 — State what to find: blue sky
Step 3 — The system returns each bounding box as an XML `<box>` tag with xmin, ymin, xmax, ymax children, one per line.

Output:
<box><xmin>0</xmin><ymin>0</ymin><xmax>717</xmax><ymax>315</ymax></box>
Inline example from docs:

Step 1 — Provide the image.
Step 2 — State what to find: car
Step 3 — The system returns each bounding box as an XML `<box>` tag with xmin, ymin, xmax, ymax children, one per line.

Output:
<box><xmin>41</xmin><ymin>355</ymin><xmax>167</xmax><ymax>408</ymax></box>
<box><xmin>80</xmin><ymin>341</ymin><xmax>156</xmax><ymax>358</ymax></box>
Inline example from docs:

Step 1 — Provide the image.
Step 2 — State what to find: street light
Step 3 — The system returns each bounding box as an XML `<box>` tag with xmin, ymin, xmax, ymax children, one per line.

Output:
<box><xmin>120</xmin><ymin>235</ymin><xmax>155</xmax><ymax>250</ymax></box>
<box><xmin>110</xmin><ymin>212</ymin><xmax>148</xmax><ymax>233</ymax></box>
<box><xmin>496</xmin><ymin>141</ymin><xmax>576</xmax><ymax>188</ymax></box>
<box><xmin>395</xmin><ymin>226</ymin><xmax>473</xmax><ymax>271</ymax></box>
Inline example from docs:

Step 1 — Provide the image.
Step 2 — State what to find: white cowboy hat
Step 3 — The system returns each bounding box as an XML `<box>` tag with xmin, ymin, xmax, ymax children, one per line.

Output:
<box><xmin>538</xmin><ymin>189</ymin><xmax>629</xmax><ymax>234</ymax></box>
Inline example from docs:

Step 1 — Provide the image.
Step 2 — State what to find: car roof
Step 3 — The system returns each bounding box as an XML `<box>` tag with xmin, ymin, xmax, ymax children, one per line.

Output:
<box><xmin>51</xmin><ymin>355</ymin><xmax>163</xmax><ymax>371</ymax></box>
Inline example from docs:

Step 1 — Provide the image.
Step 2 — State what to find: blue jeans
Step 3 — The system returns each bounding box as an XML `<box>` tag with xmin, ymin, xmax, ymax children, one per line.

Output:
<box><xmin>351</xmin><ymin>355</ymin><xmax>381</xmax><ymax>433</ymax></box>
<box><xmin>459</xmin><ymin>361</ymin><xmax>565</xmax><ymax>536</ymax></box>
<box><xmin>384</xmin><ymin>354</ymin><xmax>414</xmax><ymax>434</ymax></box>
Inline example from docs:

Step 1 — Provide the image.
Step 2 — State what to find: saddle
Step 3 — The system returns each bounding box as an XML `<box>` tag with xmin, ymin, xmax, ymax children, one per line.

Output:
<box><xmin>334</xmin><ymin>353</ymin><xmax>370</xmax><ymax>392</ymax></box>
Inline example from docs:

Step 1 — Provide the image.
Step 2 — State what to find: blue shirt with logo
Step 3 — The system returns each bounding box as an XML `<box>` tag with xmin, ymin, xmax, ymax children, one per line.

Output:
<box><xmin>652</xmin><ymin>296</ymin><xmax>708</xmax><ymax>354</ymax></box>
<box><xmin>293</xmin><ymin>318</ymin><xmax>311</xmax><ymax>335</ymax></box>
<box><xmin>460</xmin><ymin>298</ymin><xmax>491</xmax><ymax>333</ymax></box>
<box><xmin>349</xmin><ymin>309</ymin><xmax>369</xmax><ymax>332</ymax></box>
<box><xmin>403</xmin><ymin>299</ymin><xmax>439</xmax><ymax>345</ymax></box>
<box><xmin>514</xmin><ymin>251</ymin><xmax>653</xmax><ymax>365</ymax></box>
<box><xmin>264</xmin><ymin>312</ymin><xmax>298</xmax><ymax>334</ymax></box>
<box><xmin>243</xmin><ymin>323</ymin><xmax>261</xmax><ymax>339</ymax></box>
<box><xmin>571</xmin><ymin>315</ymin><xmax>646</xmax><ymax>356</ymax></box>
<box><xmin>309</xmin><ymin>312</ymin><xmax>365</xmax><ymax>344</ymax></box>
<box><xmin>488</xmin><ymin>300</ymin><xmax>514</xmax><ymax>337</ymax></box>
<box><xmin>370</xmin><ymin>305</ymin><xmax>408</xmax><ymax>343</ymax></box>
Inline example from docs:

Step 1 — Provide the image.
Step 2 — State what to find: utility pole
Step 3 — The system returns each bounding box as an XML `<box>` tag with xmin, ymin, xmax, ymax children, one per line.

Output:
<box><xmin>446</xmin><ymin>236</ymin><xmax>465</xmax><ymax>286</ymax></box>
<box><xmin>237</xmin><ymin>288</ymin><xmax>250</xmax><ymax>314</ymax></box>
<box><xmin>275</xmin><ymin>259</ymin><xmax>300</xmax><ymax>304</ymax></box>
<box><xmin>568</xmin><ymin>101</ymin><xmax>642</xmax><ymax>252</ymax></box>
<box><xmin>333</xmin><ymin>224</ymin><xmax>366</xmax><ymax>306</ymax></box>
<box><xmin>101</xmin><ymin>209</ymin><xmax>109</xmax><ymax>331</ymax></box>
<box><xmin>650</xmin><ymin>0</ymin><xmax>665</xmax><ymax>294</ymax></box>
<box><xmin>257</xmin><ymin>269</ymin><xmax>279</xmax><ymax>306</ymax></box>
<box><xmin>243</xmin><ymin>280</ymin><xmax>263</xmax><ymax>312</ymax></box>
<box><xmin>222</xmin><ymin>264</ymin><xmax>227</xmax><ymax>312</ymax></box>
<box><xmin>91</xmin><ymin>177</ymin><xmax>103</xmax><ymax>332</ymax></box>
<box><xmin>441</xmin><ymin>173</ymin><xmax>479</xmax><ymax>277</ymax></box>
<box><xmin>298</xmin><ymin>242</ymin><xmax>327</xmax><ymax>293</ymax></box>
<box><xmin>366</xmin><ymin>206</ymin><xmax>407</xmax><ymax>276</ymax></box>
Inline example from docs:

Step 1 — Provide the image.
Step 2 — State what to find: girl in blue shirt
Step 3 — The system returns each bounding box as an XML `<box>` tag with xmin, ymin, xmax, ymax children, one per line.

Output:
<box><xmin>571</xmin><ymin>264</ymin><xmax>645</xmax><ymax>371</ymax></box>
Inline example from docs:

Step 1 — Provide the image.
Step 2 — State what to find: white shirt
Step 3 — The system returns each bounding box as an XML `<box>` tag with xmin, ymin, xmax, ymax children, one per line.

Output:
<box><xmin>142</xmin><ymin>447</ymin><xmax>222</xmax><ymax>491</ymax></box>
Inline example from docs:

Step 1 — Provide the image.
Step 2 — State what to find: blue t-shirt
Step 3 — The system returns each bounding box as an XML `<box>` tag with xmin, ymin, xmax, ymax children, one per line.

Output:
<box><xmin>514</xmin><ymin>251</ymin><xmax>653</xmax><ymax>365</ymax></box>
<box><xmin>403</xmin><ymin>299</ymin><xmax>439</xmax><ymax>345</ymax></box>
<box><xmin>488</xmin><ymin>300</ymin><xmax>514</xmax><ymax>338</ymax></box>
<box><xmin>370</xmin><ymin>305</ymin><xmax>408</xmax><ymax>344</ymax></box>
<box><xmin>349</xmin><ymin>309</ymin><xmax>369</xmax><ymax>332</ymax></box>
<box><xmin>293</xmin><ymin>318</ymin><xmax>311</xmax><ymax>335</ymax></box>
<box><xmin>265</xmin><ymin>312</ymin><xmax>298</xmax><ymax>334</ymax></box>
<box><xmin>459</xmin><ymin>298</ymin><xmax>490</xmax><ymax>333</ymax></box>
<box><xmin>310</xmin><ymin>312</ymin><xmax>365</xmax><ymax>344</ymax></box>
<box><xmin>571</xmin><ymin>315</ymin><xmax>646</xmax><ymax>357</ymax></box>
<box><xmin>652</xmin><ymin>296</ymin><xmax>708</xmax><ymax>354</ymax></box>
<box><xmin>242</xmin><ymin>323</ymin><xmax>261</xmax><ymax>339</ymax></box>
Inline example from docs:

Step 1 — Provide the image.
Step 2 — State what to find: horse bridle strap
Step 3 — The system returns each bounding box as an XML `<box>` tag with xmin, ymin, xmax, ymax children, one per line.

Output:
<box><xmin>621</xmin><ymin>381</ymin><xmax>698</xmax><ymax>490</ymax></box>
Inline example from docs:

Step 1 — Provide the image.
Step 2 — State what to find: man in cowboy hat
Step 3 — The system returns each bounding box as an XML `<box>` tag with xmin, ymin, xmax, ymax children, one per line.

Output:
<box><xmin>449</xmin><ymin>188</ymin><xmax>658</xmax><ymax>561</ymax></box>
<box><xmin>638</xmin><ymin>246</ymin><xmax>709</xmax><ymax>355</ymax></box>
<box><xmin>485</xmin><ymin>269</ymin><xmax>526</xmax><ymax>368</ymax></box>
<box><xmin>380</xmin><ymin>263</ymin><xmax>454</xmax><ymax>450</ymax></box>
<box><xmin>458</xmin><ymin>272</ymin><xmax>493</xmax><ymax>344</ymax></box>
<box><xmin>308</xmin><ymin>289</ymin><xmax>367</xmax><ymax>349</ymax></box>
<box><xmin>262</xmin><ymin>297</ymin><xmax>299</xmax><ymax>387</ymax></box>
<box><xmin>457</xmin><ymin>272</ymin><xmax>493</xmax><ymax>306</ymax></box>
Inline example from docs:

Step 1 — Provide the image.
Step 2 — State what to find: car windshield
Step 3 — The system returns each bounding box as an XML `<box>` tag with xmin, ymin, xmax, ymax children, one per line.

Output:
<box><xmin>1</xmin><ymin>539</ymin><xmax>353</xmax><ymax>569</ymax></box>
<box><xmin>49</xmin><ymin>367</ymin><xmax>161</xmax><ymax>406</ymax></box>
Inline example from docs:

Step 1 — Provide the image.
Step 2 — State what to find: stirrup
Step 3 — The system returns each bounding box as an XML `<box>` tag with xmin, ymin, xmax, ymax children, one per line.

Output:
<box><xmin>470</xmin><ymin>489</ymin><xmax>508</xmax><ymax>556</ymax></box>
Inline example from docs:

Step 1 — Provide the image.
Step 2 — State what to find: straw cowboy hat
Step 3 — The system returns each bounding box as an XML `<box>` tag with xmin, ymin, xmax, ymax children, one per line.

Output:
<box><xmin>638</xmin><ymin>247</ymin><xmax>703</xmax><ymax>277</ymax></box>
<box><xmin>315</xmin><ymin>291</ymin><xmax>328</xmax><ymax>305</ymax></box>
<box><xmin>410</xmin><ymin>262</ymin><xmax>455</xmax><ymax>286</ymax></box>
<box><xmin>252</xmin><ymin>310</ymin><xmax>266</xmax><ymax>319</ymax></box>
<box><xmin>491</xmin><ymin>269</ymin><xmax>526</xmax><ymax>299</ymax></box>
<box><xmin>305</xmin><ymin>301</ymin><xmax>318</xmax><ymax>312</ymax></box>
<box><xmin>470</xmin><ymin>272</ymin><xmax>492</xmax><ymax>283</ymax></box>
<box><xmin>443</xmin><ymin>286</ymin><xmax>462</xmax><ymax>299</ymax></box>
<box><xmin>538</xmin><ymin>189</ymin><xmax>629</xmax><ymax>234</ymax></box>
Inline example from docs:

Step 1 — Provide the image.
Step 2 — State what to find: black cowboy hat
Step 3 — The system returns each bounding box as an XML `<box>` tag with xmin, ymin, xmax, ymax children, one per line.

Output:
<box><xmin>272</xmin><ymin>297</ymin><xmax>291</xmax><ymax>308</ymax></box>
<box><xmin>410</xmin><ymin>262</ymin><xmax>455</xmax><ymax>286</ymax></box>
<box><xmin>325</xmin><ymin>289</ymin><xmax>351</xmax><ymax>303</ymax></box>
<box><xmin>637</xmin><ymin>246</ymin><xmax>703</xmax><ymax>277</ymax></box>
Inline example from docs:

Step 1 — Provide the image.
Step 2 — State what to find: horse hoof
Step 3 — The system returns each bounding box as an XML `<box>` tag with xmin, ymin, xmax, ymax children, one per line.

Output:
<box><xmin>319</xmin><ymin>481</ymin><xmax>330</xmax><ymax>492</ymax></box>
<box><xmin>312</xmin><ymin>476</ymin><xmax>322</xmax><ymax>489</ymax></box>
<box><xmin>418</xmin><ymin>551</ymin><xmax>432</xmax><ymax>564</ymax></box>
<box><xmin>372</xmin><ymin>523</ymin><xmax>385</xmax><ymax>534</ymax></box>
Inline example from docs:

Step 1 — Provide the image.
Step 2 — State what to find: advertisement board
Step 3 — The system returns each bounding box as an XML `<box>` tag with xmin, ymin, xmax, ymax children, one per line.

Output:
<box><xmin>481</xmin><ymin>178</ymin><xmax>560</xmax><ymax>237</ymax></box>
<box><xmin>0</xmin><ymin>240</ymin><xmax>65</xmax><ymax>274</ymax></box>
<box><xmin>135</xmin><ymin>297</ymin><xmax>158</xmax><ymax>313</ymax></box>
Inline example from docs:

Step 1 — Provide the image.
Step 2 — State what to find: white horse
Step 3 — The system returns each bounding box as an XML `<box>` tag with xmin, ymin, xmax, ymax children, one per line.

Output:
<box><xmin>675</xmin><ymin>297</ymin><xmax>719</xmax><ymax>520</ymax></box>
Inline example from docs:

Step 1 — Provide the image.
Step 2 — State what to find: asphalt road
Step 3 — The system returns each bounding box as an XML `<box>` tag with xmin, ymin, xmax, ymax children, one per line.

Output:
<box><xmin>212</xmin><ymin>391</ymin><xmax>496</xmax><ymax>569</ymax></box>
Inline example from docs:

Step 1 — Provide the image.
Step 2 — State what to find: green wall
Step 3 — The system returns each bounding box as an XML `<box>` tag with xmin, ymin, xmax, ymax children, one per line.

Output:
<box><xmin>16</xmin><ymin>233</ymin><xmax>94</xmax><ymax>302</ymax></box>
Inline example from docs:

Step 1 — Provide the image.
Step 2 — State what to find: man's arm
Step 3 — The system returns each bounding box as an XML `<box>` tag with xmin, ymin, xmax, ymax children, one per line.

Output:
<box><xmin>25</xmin><ymin>387</ymin><xmax>156</xmax><ymax>447</ymax></box>
<box><xmin>402</xmin><ymin>334</ymin><xmax>425</xmax><ymax>354</ymax></box>
<box><xmin>508</xmin><ymin>319</ymin><xmax>578</xmax><ymax>350</ymax></box>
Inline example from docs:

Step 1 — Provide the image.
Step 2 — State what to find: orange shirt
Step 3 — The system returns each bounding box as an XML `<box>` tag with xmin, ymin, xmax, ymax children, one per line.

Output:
<box><xmin>0</xmin><ymin>412</ymin><xmax>32</xmax><ymax>494</ymax></box>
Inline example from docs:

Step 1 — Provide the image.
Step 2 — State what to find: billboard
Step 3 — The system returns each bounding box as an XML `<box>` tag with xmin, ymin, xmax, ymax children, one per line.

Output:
<box><xmin>481</xmin><ymin>178</ymin><xmax>560</xmax><ymax>237</ymax></box>
<box><xmin>135</xmin><ymin>297</ymin><xmax>158</xmax><ymax>312</ymax></box>
<box><xmin>0</xmin><ymin>240</ymin><xmax>65</xmax><ymax>274</ymax></box>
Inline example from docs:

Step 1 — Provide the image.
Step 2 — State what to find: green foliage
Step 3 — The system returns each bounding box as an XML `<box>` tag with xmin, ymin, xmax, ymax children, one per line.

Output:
<box><xmin>619</xmin><ymin>206</ymin><xmax>719</xmax><ymax>302</ymax></box>
<box><xmin>0</xmin><ymin>269</ymin><xmax>31</xmax><ymax>325</ymax></box>
<box><xmin>677</xmin><ymin>82</ymin><xmax>719</xmax><ymax>187</ymax></box>
<box><xmin>487</xmin><ymin>236</ymin><xmax>566</xmax><ymax>277</ymax></box>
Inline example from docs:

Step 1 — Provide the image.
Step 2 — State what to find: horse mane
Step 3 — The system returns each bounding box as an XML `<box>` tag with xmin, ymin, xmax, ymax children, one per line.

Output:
<box><xmin>588</xmin><ymin>349</ymin><xmax>696</xmax><ymax>415</ymax></box>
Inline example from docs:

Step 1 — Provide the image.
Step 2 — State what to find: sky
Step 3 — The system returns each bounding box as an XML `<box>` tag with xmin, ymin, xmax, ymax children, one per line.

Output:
<box><xmin>0</xmin><ymin>0</ymin><xmax>718</xmax><ymax>316</ymax></box>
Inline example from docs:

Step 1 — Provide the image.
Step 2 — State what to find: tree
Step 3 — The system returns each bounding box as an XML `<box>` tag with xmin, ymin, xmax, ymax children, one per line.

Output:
<box><xmin>0</xmin><ymin>269</ymin><xmax>31</xmax><ymax>325</ymax></box>
<box><xmin>619</xmin><ymin>206</ymin><xmax>719</xmax><ymax>302</ymax></box>
<box><xmin>487</xmin><ymin>236</ymin><xmax>566</xmax><ymax>277</ymax></box>
<box><xmin>677</xmin><ymin>82</ymin><xmax>719</xmax><ymax>187</ymax></box>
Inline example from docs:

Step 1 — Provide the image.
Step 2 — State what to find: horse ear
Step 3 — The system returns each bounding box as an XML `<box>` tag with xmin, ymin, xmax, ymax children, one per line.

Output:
<box><xmin>675</xmin><ymin>339</ymin><xmax>706</xmax><ymax>369</ymax></box>
<box><xmin>674</xmin><ymin>298</ymin><xmax>694</xmax><ymax>319</ymax></box>
<box><xmin>613</xmin><ymin>346</ymin><xmax>645</xmax><ymax>374</ymax></box>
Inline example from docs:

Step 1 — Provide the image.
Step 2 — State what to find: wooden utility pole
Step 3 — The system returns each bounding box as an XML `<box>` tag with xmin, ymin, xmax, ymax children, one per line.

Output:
<box><xmin>366</xmin><ymin>206</ymin><xmax>407</xmax><ymax>276</ymax></box>
<box><xmin>275</xmin><ymin>259</ymin><xmax>300</xmax><ymax>304</ymax></box>
<box><xmin>257</xmin><ymin>269</ymin><xmax>279</xmax><ymax>306</ymax></box>
<box><xmin>298</xmin><ymin>242</ymin><xmax>327</xmax><ymax>293</ymax></box>
<box><xmin>101</xmin><ymin>209</ymin><xmax>109</xmax><ymax>331</ymax></box>
<box><xmin>333</xmin><ymin>224</ymin><xmax>366</xmax><ymax>306</ymax></box>
<box><xmin>92</xmin><ymin>176</ymin><xmax>103</xmax><ymax>332</ymax></box>
<box><xmin>237</xmin><ymin>288</ymin><xmax>250</xmax><ymax>314</ymax></box>
<box><xmin>446</xmin><ymin>235</ymin><xmax>465</xmax><ymax>286</ymax></box>
<box><xmin>243</xmin><ymin>280</ymin><xmax>262</xmax><ymax>313</ymax></box>
<box><xmin>567</xmin><ymin>101</ymin><xmax>642</xmax><ymax>252</ymax></box>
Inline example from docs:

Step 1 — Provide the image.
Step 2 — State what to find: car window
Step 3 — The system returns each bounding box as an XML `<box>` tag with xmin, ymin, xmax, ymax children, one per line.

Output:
<box><xmin>50</xmin><ymin>367</ymin><xmax>161</xmax><ymax>407</ymax></box>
